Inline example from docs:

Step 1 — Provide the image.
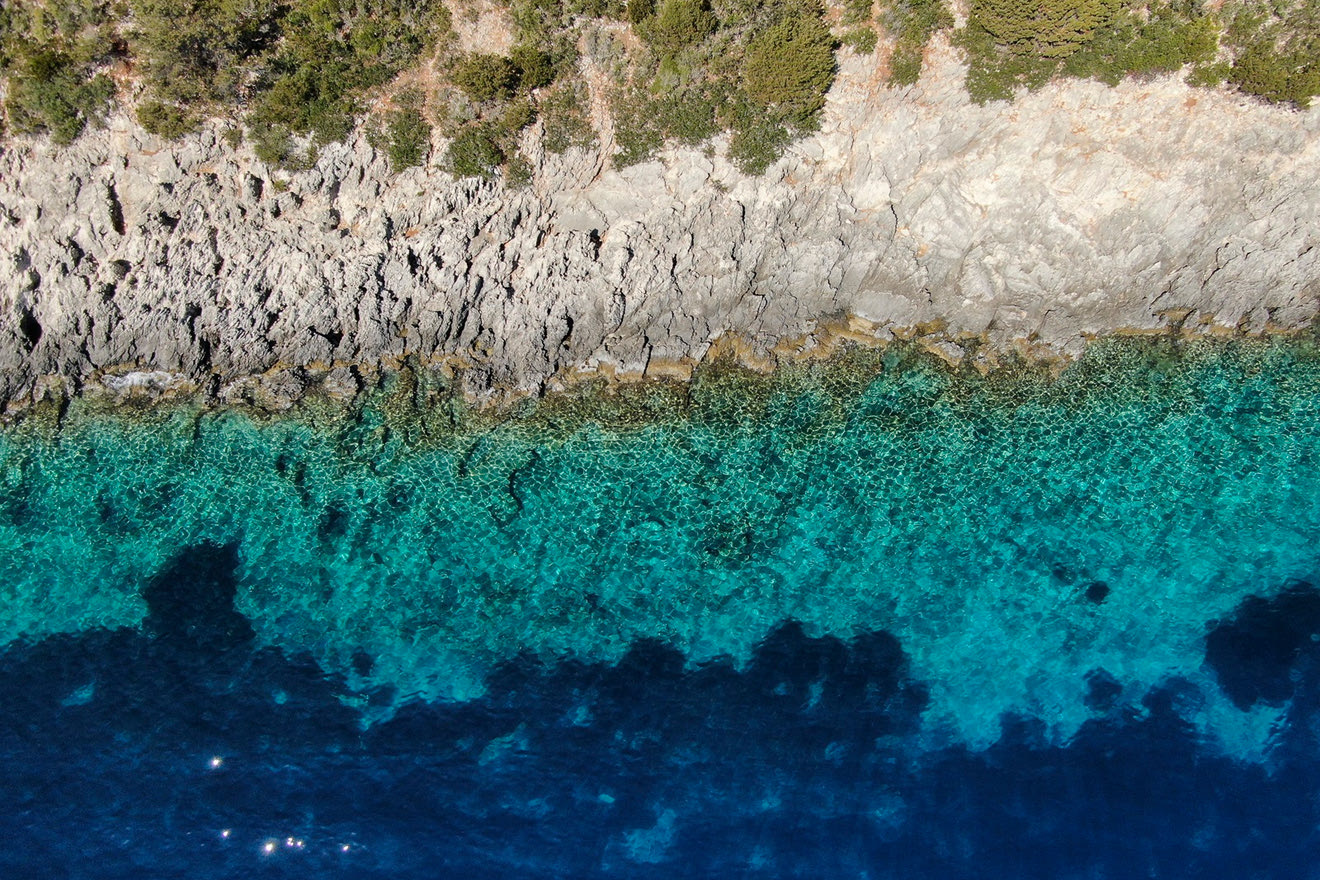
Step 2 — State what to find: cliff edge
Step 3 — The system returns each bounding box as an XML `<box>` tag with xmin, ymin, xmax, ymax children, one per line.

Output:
<box><xmin>2</xmin><ymin>42</ymin><xmax>1318</xmax><ymax>408</ymax></box>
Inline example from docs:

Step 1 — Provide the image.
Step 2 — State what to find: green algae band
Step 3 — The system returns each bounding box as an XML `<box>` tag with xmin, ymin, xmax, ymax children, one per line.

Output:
<box><xmin>3</xmin><ymin>338</ymin><xmax>1320</xmax><ymax>751</ymax></box>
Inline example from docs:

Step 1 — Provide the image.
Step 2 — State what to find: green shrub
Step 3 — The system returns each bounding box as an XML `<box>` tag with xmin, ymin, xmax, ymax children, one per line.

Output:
<box><xmin>510</xmin><ymin>0</ymin><xmax>566</xmax><ymax>44</ymax></box>
<box><xmin>247</xmin><ymin>63</ymin><xmax>357</xmax><ymax>146</ymax></box>
<box><xmin>1222</xmin><ymin>0</ymin><xmax>1320</xmax><ymax>107</ymax></box>
<box><xmin>628</xmin><ymin>0</ymin><xmax>656</xmax><ymax>22</ymax></box>
<box><xmin>842</xmin><ymin>27</ymin><xmax>878</xmax><ymax>54</ymax></box>
<box><xmin>248</xmin><ymin>121</ymin><xmax>310</xmax><ymax>168</ymax></box>
<box><xmin>724</xmin><ymin>97</ymin><xmax>790</xmax><ymax>174</ymax></box>
<box><xmin>137</xmin><ymin>99</ymin><xmax>197</xmax><ymax>138</ymax></box>
<box><xmin>541</xmin><ymin>83</ymin><xmax>595</xmax><ymax>153</ymax></box>
<box><xmin>889</xmin><ymin>43</ymin><xmax>924</xmax><ymax>84</ymax></box>
<box><xmin>843</xmin><ymin>0</ymin><xmax>873</xmax><ymax>24</ymax></box>
<box><xmin>504</xmin><ymin>151</ymin><xmax>534</xmax><ymax>186</ymax></box>
<box><xmin>126</xmin><ymin>0</ymin><xmax>448</xmax><ymax>163</ymax></box>
<box><xmin>1064</xmin><ymin>1</ymin><xmax>1217</xmax><ymax>84</ymax></box>
<box><xmin>566</xmin><ymin>0</ymin><xmax>627</xmax><ymax>16</ymax></box>
<box><xmin>742</xmin><ymin>14</ymin><xmax>835</xmax><ymax>125</ymax></box>
<box><xmin>1228</xmin><ymin>40</ymin><xmax>1320</xmax><ymax>104</ymax></box>
<box><xmin>4</xmin><ymin>50</ymin><xmax>114</xmax><ymax>143</ymax></box>
<box><xmin>511</xmin><ymin>43</ymin><xmax>556</xmax><ymax>91</ymax></box>
<box><xmin>451</xmin><ymin>53</ymin><xmax>519</xmax><ymax>102</ymax></box>
<box><xmin>654</xmin><ymin>86</ymin><xmax>720</xmax><ymax>143</ymax></box>
<box><xmin>130</xmin><ymin>0</ymin><xmax>281</xmax><ymax>105</ymax></box>
<box><xmin>1186</xmin><ymin>60</ymin><xmax>1229</xmax><ymax>87</ymax></box>
<box><xmin>967</xmin><ymin>0</ymin><xmax>1123</xmax><ymax>60</ymax></box>
<box><xmin>612</xmin><ymin>85</ymin><xmax>664</xmax><ymax>166</ymax></box>
<box><xmin>883</xmin><ymin>0</ymin><xmax>952</xmax><ymax>83</ymax></box>
<box><xmin>885</xmin><ymin>0</ymin><xmax>953</xmax><ymax>42</ymax></box>
<box><xmin>447</xmin><ymin>124</ymin><xmax>505</xmax><ymax>177</ymax></box>
<box><xmin>498</xmin><ymin>97</ymin><xmax>537</xmax><ymax>135</ymax></box>
<box><xmin>386</xmin><ymin>89</ymin><xmax>431</xmax><ymax>170</ymax></box>
<box><xmin>644</xmin><ymin>0</ymin><xmax>717</xmax><ymax>54</ymax></box>
<box><xmin>1</xmin><ymin>0</ymin><xmax>122</xmax><ymax>144</ymax></box>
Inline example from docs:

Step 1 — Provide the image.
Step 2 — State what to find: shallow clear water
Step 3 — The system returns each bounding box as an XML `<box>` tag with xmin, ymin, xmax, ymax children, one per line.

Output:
<box><xmin>5</xmin><ymin>338</ymin><xmax>1320</xmax><ymax>876</ymax></box>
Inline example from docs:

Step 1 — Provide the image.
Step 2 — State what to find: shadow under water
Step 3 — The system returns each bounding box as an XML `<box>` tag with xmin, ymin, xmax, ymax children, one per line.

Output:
<box><xmin>3</xmin><ymin>541</ymin><xmax>1320</xmax><ymax>877</ymax></box>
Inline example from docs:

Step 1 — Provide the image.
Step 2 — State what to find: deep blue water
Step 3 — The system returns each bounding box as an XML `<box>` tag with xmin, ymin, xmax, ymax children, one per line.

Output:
<box><xmin>5</xmin><ymin>339</ymin><xmax>1320</xmax><ymax>876</ymax></box>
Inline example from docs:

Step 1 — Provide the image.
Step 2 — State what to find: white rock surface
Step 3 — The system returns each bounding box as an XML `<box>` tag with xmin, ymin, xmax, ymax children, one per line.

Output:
<box><xmin>1</xmin><ymin>42</ymin><xmax>1318</xmax><ymax>406</ymax></box>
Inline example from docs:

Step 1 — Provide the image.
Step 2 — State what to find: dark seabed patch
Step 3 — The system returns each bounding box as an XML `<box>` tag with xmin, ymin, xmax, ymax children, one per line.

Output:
<box><xmin>6</xmin><ymin>339</ymin><xmax>1320</xmax><ymax>874</ymax></box>
<box><xmin>3</xmin><ymin>543</ymin><xmax>1320</xmax><ymax>877</ymax></box>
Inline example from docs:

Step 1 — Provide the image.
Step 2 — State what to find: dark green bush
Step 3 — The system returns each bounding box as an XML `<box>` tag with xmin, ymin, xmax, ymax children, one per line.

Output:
<box><xmin>386</xmin><ymin>88</ymin><xmax>431</xmax><ymax>170</ymax></box>
<box><xmin>511</xmin><ymin>43</ymin><xmax>556</xmax><ymax>91</ymax></box>
<box><xmin>654</xmin><ymin>86</ymin><xmax>720</xmax><ymax>143</ymax></box>
<box><xmin>884</xmin><ymin>0</ymin><xmax>953</xmax><ymax>43</ymax></box>
<box><xmin>247</xmin><ymin>62</ymin><xmax>356</xmax><ymax>147</ymax></box>
<box><xmin>4</xmin><ymin>50</ymin><xmax>114</xmax><ymax>143</ymax></box>
<box><xmin>742</xmin><ymin>14</ymin><xmax>835</xmax><ymax>125</ymax></box>
<box><xmin>137</xmin><ymin>99</ymin><xmax>197</xmax><ymax>138</ymax></box>
<box><xmin>842</xmin><ymin>27</ymin><xmax>878</xmax><ymax>54</ymax></box>
<box><xmin>451</xmin><ymin>53</ymin><xmax>519</xmax><ymax>102</ymax></box>
<box><xmin>883</xmin><ymin>0</ymin><xmax>951</xmax><ymax>83</ymax></box>
<box><xmin>628</xmin><ymin>0</ymin><xmax>656</xmax><ymax>23</ymax></box>
<box><xmin>130</xmin><ymin>0</ymin><xmax>281</xmax><ymax>105</ymax></box>
<box><xmin>498</xmin><ymin>97</ymin><xmax>537</xmax><ymax>134</ymax></box>
<box><xmin>959</xmin><ymin>24</ymin><xmax>1056</xmax><ymax>102</ymax></box>
<box><xmin>447</xmin><ymin>124</ymin><xmax>505</xmax><ymax>177</ymax></box>
<box><xmin>724</xmin><ymin>97</ymin><xmax>790</xmax><ymax>174</ymax></box>
<box><xmin>1223</xmin><ymin>0</ymin><xmax>1320</xmax><ymax>106</ymax></box>
<box><xmin>843</xmin><ymin>0</ymin><xmax>873</xmax><ymax>24</ymax></box>
<box><xmin>1186</xmin><ymin>60</ymin><xmax>1229</xmax><ymax>87</ymax></box>
<box><xmin>566</xmin><ymin>0</ymin><xmax>626</xmax><ymax>16</ymax></box>
<box><xmin>541</xmin><ymin>83</ymin><xmax>595</xmax><ymax>152</ymax></box>
<box><xmin>1228</xmin><ymin>40</ymin><xmax>1320</xmax><ymax>105</ymax></box>
<box><xmin>510</xmin><ymin>0</ymin><xmax>567</xmax><ymax>44</ymax></box>
<box><xmin>1064</xmin><ymin>0</ymin><xmax>1217</xmax><ymax>84</ymax></box>
<box><xmin>644</xmin><ymin>0</ymin><xmax>717</xmax><ymax>54</ymax></box>
<box><xmin>889</xmin><ymin>43</ymin><xmax>924</xmax><ymax>84</ymax></box>
<box><xmin>504</xmin><ymin>151</ymin><xmax>534</xmax><ymax>186</ymax></box>
<box><xmin>1</xmin><ymin>0</ymin><xmax>122</xmax><ymax>143</ymax></box>
<box><xmin>612</xmin><ymin>85</ymin><xmax>664</xmax><ymax>166</ymax></box>
<box><xmin>128</xmin><ymin>0</ymin><xmax>447</xmax><ymax>163</ymax></box>
<box><xmin>967</xmin><ymin>0</ymin><xmax>1123</xmax><ymax>60</ymax></box>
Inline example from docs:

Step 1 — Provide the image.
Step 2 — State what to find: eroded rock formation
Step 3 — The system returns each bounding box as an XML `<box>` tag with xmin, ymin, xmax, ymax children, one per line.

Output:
<box><xmin>2</xmin><ymin>45</ymin><xmax>1318</xmax><ymax>408</ymax></box>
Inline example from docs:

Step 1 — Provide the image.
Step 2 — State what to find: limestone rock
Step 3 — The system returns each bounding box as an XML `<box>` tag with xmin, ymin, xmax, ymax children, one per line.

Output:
<box><xmin>1</xmin><ymin>45</ymin><xmax>1318</xmax><ymax>407</ymax></box>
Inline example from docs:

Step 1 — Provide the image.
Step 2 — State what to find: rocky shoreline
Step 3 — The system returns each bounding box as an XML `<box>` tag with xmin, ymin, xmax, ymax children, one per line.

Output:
<box><xmin>2</xmin><ymin>43</ymin><xmax>1319</xmax><ymax>413</ymax></box>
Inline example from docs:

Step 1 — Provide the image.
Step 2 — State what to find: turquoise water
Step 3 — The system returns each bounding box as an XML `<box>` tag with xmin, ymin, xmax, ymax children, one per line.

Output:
<box><xmin>3</xmin><ymin>339</ymin><xmax>1320</xmax><ymax>751</ymax></box>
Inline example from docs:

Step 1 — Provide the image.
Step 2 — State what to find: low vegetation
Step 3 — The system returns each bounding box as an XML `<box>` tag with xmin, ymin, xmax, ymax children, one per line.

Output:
<box><xmin>0</xmin><ymin>0</ymin><xmax>1317</xmax><ymax>178</ymax></box>
<box><xmin>0</xmin><ymin>0</ymin><xmax>121</xmax><ymax>143</ymax></box>
<box><xmin>960</xmin><ymin>0</ymin><xmax>1319</xmax><ymax>107</ymax></box>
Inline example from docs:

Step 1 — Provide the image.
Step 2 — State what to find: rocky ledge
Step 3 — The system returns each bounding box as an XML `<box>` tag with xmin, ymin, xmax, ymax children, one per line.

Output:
<box><xmin>2</xmin><ymin>42</ymin><xmax>1319</xmax><ymax>412</ymax></box>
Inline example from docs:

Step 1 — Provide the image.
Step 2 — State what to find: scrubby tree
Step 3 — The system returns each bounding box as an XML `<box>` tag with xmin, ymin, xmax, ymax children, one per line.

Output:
<box><xmin>131</xmin><ymin>0</ymin><xmax>281</xmax><ymax>105</ymax></box>
<box><xmin>742</xmin><ymin>14</ymin><xmax>835</xmax><ymax>123</ymax></box>
<box><xmin>1224</xmin><ymin>0</ymin><xmax>1320</xmax><ymax>106</ymax></box>
<box><xmin>386</xmin><ymin>87</ymin><xmax>431</xmax><ymax>170</ymax></box>
<box><xmin>644</xmin><ymin>0</ymin><xmax>717</xmax><ymax>55</ymax></box>
<box><xmin>968</xmin><ymin>0</ymin><xmax>1124</xmax><ymax>59</ymax></box>
<box><xmin>4</xmin><ymin>48</ymin><xmax>115</xmax><ymax>143</ymax></box>
<box><xmin>447</xmin><ymin>124</ymin><xmax>505</xmax><ymax>177</ymax></box>
<box><xmin>451</xmin><ymin>53</ymin><xmax>519</xmax><ymax>102</ymax></box>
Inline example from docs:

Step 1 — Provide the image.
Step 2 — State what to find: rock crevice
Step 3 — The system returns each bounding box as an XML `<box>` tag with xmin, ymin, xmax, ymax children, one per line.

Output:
<box><xmin>2</xmin><ymin>49</ymin><xmax>1319</xmax><ymax>407</ymax></box>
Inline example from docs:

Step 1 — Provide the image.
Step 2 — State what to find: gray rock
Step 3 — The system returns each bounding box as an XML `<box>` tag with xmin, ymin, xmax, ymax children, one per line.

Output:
<box><xmin>1</xmin><ymin>47</ymin><xmax>1319</xmax><ymax>409</ymax></box>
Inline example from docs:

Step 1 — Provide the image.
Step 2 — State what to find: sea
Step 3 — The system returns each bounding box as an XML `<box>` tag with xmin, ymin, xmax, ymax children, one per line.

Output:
<box><xmin>3</xmin><ymin>336</ymin><xmax>1320</xmax><ymax>877</ymax></box>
